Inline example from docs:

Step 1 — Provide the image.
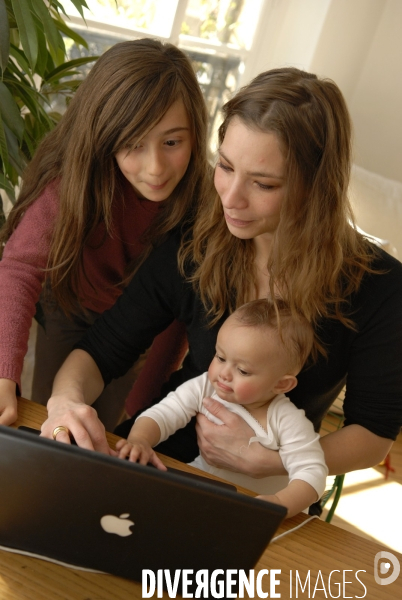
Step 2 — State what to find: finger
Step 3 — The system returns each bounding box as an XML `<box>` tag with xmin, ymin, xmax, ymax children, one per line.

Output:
<box><xmin>41</xmin><ymin>415</ymin><xmax>95</xmax><ymax>450</ymax></box>
<box><xmin>115</xmin><ymin>439</ymin><xmax>126</xmax><ymax>450</ymax></box>
<box><xmin>53</xmin><ymin>431</ymin><xmax>72</xmax><ymax>445</ymax></box>
<box><xmin>138</xmin><ymin>451</ymin><xmax>151</xmax><ymax>466</ymax></box>
<box><xmin>195</xmin><ymin>412</ymin><xmax>209</xmax><ymax>433</ymax></box>
<box><xmin>117</xmin><ymin>445</ymin><xmax>128</xmax><ymax>459</ymax></box>
<box><xmin>202</xmin><ymin>398</ymin><xmax>254</xmax><ymax>438</ymax></box>
<box><xmin>149</xmin><ymin>452</ymin><xmax>167</xmax><ymax>471</ymax></box>
<box><xmin>202</xmin><ymin>397</ymin><xmax>234</xmax><ymax>423</ymax></box>
<box><xmin>195</xmin><ymin>428</ymin><xmax>207</xmax><ymax>448</ymax></box>
<box><xmin>196</xmin><ymin>412</ymin><xmax>208</xmax><ymax>424</ymax></box>
<box><xmin>128</xmin><ymin>447</ymin><xmax>143</xmax><ymax>463</ymax></box>
<box><xmin>75</xmin><ymin>420</ymin><xmax>110</xmax><ymax>455</ymax></box>
<box><xmin>118</xmin><ymin>443</ymin><xmax>133</xmax><ymax>459</ymax></box>
<box><xmin>195</xmin><ymin>418</ymin><xmax>211</xmax><ymax>449</ymax></box>
<box><xmin>195</xmin><ymin>414</ymin><xmax>215</xmax><ymax>446</ymax></box>
<box><xmin>42</xmin><ymin>404</ymin><xmax>110</xmax><ymax>455</ymax></box>
<box><xmin>64</xmin><ymin>427</ymin><xmax>95</xmax><ymax>451</ymax></box>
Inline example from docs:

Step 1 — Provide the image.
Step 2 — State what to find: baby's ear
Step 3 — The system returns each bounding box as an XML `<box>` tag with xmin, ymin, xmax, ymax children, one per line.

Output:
<box><xmin>273</xmin><ymin>375</ymin><xmax>298</xmax><ymax>395</ymax></box>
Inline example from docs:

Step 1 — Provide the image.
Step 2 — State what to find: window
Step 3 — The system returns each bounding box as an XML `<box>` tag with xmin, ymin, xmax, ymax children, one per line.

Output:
<box><xmin>61</xmin><ymin>0</ymin><xmax>263</xmax><ymax>150</ymax></box>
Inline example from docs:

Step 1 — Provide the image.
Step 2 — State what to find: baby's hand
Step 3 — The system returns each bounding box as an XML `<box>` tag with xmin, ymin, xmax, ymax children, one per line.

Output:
<box><xmin>115</xmin><ymin>437</ymin><xmax>167</xmax><ymax>470</ymax></box>
<box><xmin>256</xmin><ymin>493</ymin><xmax>285</xmax><ymax>508</ymax></box>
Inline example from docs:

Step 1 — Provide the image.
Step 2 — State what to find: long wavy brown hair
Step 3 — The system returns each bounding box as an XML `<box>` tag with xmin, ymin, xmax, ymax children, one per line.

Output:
<box><xmin>0</xmin><ymin>39</ymin><xmax>211</xmax><ymax>314</ymax></box>
<box><xmin>180</xmin><ymin>67</ymin><xmax>378</xmax><ymax>354</ymax></box>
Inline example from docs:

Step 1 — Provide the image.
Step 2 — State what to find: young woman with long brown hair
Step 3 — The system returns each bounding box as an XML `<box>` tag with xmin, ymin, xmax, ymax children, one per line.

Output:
<box><xmin>0</xmin><ymin>38</ymin><xmax>211</xmax><ymax>430</ymax></box>
<box><xmin>41</xmin><ymin>68</ymin><xmax>402</xmax><ymax>482</ymax></box>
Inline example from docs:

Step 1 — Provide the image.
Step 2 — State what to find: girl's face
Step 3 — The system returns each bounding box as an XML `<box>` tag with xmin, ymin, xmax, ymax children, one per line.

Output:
<box><xmin>214</xmin><ymin>117</ymin><xmax>286</xmax><ymax>245</ymax></box>
<box><xmin>115</xmin><ymin>99</ymin><xmax>192</xmax><ymax>202</ymax></box>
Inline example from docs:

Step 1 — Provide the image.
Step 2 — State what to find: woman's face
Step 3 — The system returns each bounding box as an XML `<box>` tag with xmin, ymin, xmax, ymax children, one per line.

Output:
<box><xmin>115</xmin><ymin>99</ymin><xmax>192</xmax><ymax>202</ymax></box>
<box><xmin>214</xmin><ymin>117</ymin><xmax>286</xmax><ymax>245</ymax></box>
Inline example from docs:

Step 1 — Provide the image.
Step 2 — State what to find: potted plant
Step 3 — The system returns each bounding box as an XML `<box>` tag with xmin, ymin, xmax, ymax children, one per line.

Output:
<box><xmin>0</xmin><ymin>0</ymin><xmax>97</xmax><ymax>226</ymax></box>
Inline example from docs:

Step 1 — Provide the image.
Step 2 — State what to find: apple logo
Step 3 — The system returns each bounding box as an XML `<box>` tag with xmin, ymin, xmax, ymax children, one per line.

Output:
<box><xmin>100</xmin><ymin>513</ymin><xmax>135</xmax><ymax>537</ymax></box>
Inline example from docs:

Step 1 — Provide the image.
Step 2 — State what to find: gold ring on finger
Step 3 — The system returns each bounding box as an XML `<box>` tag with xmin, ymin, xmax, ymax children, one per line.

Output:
<box><xmin>52</xmin><ymin>426</ymin><xmax>71</xmax><ymax>440</ymax></box>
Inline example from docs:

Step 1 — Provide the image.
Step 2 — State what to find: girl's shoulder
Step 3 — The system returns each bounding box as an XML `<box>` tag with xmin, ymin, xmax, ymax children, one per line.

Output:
<box><xmin>25</xmin><ymin>178</ymin><xmax>61</xmax><ymax>212</ymax></box>
<box><xmin>8</xmin><ymin>179</ymin><xmax>60</xmax><ymax>238</ymax></box>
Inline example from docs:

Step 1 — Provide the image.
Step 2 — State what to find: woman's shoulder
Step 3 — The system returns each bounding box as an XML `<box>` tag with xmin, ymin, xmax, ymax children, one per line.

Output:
<box><xmin>370</xmin><ymin>243</ymin><xmax>402</xmax><ymax>268</ymax></box>
<box><xmin>132</xmin><ymin>228</ymin><xmax>185</xmax><ymax>286</ymax></box>
<box><xmin>362</xmin><ymin>245</ymin><xmax>402</xmax><ymax>293</ymax></box>
<box><xmin>147</xmin><ymin>227</ymin><xmax>183</xmax><ymax>260</ymax></box>
<box><xmin>350</xmin><ymin>246</ymin><xmax>402</xmax><ymax>322</ymax></box>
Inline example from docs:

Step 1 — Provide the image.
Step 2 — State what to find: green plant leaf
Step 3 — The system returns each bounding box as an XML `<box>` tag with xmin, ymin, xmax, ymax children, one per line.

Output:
<box><xmin>22</xmin><ymin>113</ymin><xmax>52</xmax><ymax>159</ymax></box>
<box><xmin>9</xmin><ymin>44</ymin><xmax>36</xmax><ymax>85</ymax></box>
<box><xmin>10</xmin><ymin>0</ymin><xmax>38</xmax><ymax>71</ymax></box>
<box><xmin>4</xmin><ymin>76</ymin><xmax>52</xmax><ymax>125</ymax></box>
<box><xmin>51</xmin><ymin>0</ymin><xmax>68</xmax><ymax>18</ymax></box>
<box><xmin>47</xmin><ymin>28</ymin><xmax>65</xmax><ymax>66</ymax></box>
<box><xmin>0</xmin><ymin>110</ymin><xmax>10</xmax><ymax>167</ymax></box>
<box><xmin>47</xmin><ymin>111</ymin><xmax>63</xmax><ymax>123</ymax></box>
<box><xmin>53</xmin><ymin>15</ymin><xmax>89</xmax><ymax>49</ymax></box>
<box><xmin>0</xmin><ymin>172</ymin><xmax>16</xmax><ymax>203</ymax></box>
<box><xmin>68</xmin><ymin>0</ymin><xmax>90</xmax><ymax>21</ymax></box>
<box><xmin>45</xmin><ymin>46</ymin><xmax>56</xmax><ymax>76</ymax></box>
<box><xmin>4</xmin><ymin>67</ymin><xmax>37</xmax><ymax>101</ymax></box>
<box><xmin>0</xmin><ymin>0</ymin><xmax>10</xmax><ymax>74</ymax></box>
<box><xmin>3</xmin><ymin>121</ymin><xmax>24</xmax><ymax>175</ymax></box>
<box><xmin>2</xmin><ymin>0</ymin><xmax>93</xmax><ymax>200</ymax></box>
<box><xmin>30</xmin><ymin>11</ymin><xmax>49</xmax><ymax>79</ymax></box>
<box><xmin>42</xmin><ymin>79</ymin><xmax>82</xmax><ymax>94</ymax></box>
<box><xmin>44</xmin><ymin>55</ymin><xmax>97</xmax><ymax>83</ymax></box>
<box><xmin>51</xmin><ymin>0</ymin><xmax>89</xmax><ymax>22</ymax></box>
<box><xmin>31</xmin><ymin>0</ymin><xmax>61</xmax><ymax>57</ymax></box>
<box><xmin>42</xmin><ymin>76</ymin><xmax>80</xmax><ymax>92</ymax></box>
<box><xmin>0</xmin><ymin>81</ymin><xmax>24</xmax><ymax>140</ymax></box>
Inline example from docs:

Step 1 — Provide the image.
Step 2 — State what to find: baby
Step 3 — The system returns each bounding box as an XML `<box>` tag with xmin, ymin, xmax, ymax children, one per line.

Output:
<box><xmin>116</xmin><ymin>299</ymin><xmax>328</xmax><ymax>517</ymax></box>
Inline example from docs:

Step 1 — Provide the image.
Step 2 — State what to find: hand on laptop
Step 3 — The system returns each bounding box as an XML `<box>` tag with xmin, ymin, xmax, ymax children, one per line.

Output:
<box><xmin>41</xmin><ymin>395</ymin><xmax>116</xmax><ymax>456</ymax></box>
<box><xmin>115</xmin><ymin>416</ymin><xmax>167</xmax><ymax>469</ymax></box>
<box><xmin>116</xmin><ymin>436</ymin><xmax>167</xmax><ymax>470</ymax></box>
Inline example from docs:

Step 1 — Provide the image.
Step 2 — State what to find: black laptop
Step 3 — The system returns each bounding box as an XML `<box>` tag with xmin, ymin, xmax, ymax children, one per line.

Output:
<box><xmin>0</xmin><ymin>426</ymin><xmax>286</xmax><ymax>586</ymax></box>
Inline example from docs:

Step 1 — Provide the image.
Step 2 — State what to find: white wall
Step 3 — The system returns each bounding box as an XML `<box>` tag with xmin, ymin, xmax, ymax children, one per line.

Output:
<box><xmin>347</xmin><ymin>0</ymin><xmax>402</xmax><ymax>183</ymax></box>
<box><xmin>309</xmin><ymin>0</ymin><xmax>385</xmax><ymax>101</ymax></box>
<box><xmin>241</xmin><ymin>0</ymin><xmax>332</xmax><ymax>82</ymax></box>
<box><xmin>243</xmin><ymin>0</ymin><xmax>402</xmax><ymax>185</ymax></box>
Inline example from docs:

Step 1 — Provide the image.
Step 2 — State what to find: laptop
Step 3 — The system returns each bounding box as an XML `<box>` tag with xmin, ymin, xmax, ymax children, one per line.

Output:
<box><xmin>0</xmin><ymin>425</ymin><xmax>286</xmax><ymax>586</ymax></box>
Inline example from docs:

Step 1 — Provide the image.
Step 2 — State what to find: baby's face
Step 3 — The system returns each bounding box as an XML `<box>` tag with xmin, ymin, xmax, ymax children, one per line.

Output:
<box><xmin>208</xmin><ymin>317</ymin><xmax>288</xmax><ymax>408</ymax></box>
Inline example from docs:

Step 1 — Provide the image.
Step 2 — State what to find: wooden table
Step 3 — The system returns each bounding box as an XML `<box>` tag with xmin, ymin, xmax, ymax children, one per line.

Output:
<box><xmin>0</xmin><ymin>398</ymin><xmax>401</xmax><ymax>599</ymax></box>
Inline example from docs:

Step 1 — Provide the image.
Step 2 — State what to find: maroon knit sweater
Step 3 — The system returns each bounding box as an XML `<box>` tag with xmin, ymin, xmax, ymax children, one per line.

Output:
<box><xmin>0</xmin><ymin>178</ymin><xmax>186</xmax><ymax>397</ymax></box>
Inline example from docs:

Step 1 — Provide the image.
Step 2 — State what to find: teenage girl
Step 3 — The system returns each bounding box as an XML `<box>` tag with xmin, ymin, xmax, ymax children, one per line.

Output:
<box><xmin>0</xmin><ymin>38</ymin><xmax>211</xmax><ymax>430</ymax></box>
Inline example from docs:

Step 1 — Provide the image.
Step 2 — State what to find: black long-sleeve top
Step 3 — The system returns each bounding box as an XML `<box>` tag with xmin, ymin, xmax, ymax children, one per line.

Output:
<box><xmin>77</xmin><ymin>229</ymin><xmax>402</xmax><ymax>441</ymax></box>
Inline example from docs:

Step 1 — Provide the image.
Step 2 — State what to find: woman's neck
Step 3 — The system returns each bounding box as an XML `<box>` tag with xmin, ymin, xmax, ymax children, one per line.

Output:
<box><xmin>253</xmin><ymin>236</ymin><xmax>273</xmax><ymax>299</ymax></box>
<box><xmin>254</xmin><ymin>235</ymin><xmax>273</xmax><ymax>265</ymax></box>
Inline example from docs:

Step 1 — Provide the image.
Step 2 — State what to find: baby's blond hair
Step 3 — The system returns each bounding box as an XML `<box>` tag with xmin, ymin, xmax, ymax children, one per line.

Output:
<box><xmin>232</xmin><ymin>299</ymin><xmax>314</xmax><ymax>373</ymax></box>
